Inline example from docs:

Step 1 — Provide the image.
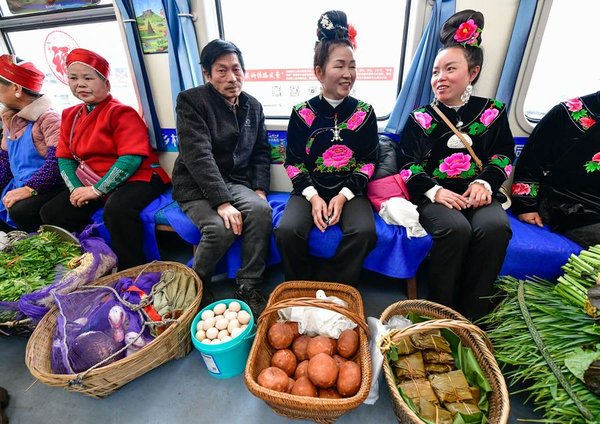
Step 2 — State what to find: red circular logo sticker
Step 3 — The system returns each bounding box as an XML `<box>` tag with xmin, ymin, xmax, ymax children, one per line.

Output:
<box><xmin>44</xmin><ymin>30</ymin><xmax>78</xmax><ymax>85</ymax></box>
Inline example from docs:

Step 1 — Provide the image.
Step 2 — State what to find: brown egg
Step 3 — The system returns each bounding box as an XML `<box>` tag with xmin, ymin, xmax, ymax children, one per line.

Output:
<box><xmin>337</xmin><ymin>360</ymin><xmax>362</xmax><ymax>397</ymax></box>
<box><xmin>268</xmin><ymin>322</ymin><xmax>294</xmax><ymax>349</ymax></box>
<box><xmin>290</xmin><ymin>376</ymin><xmax>318</xmax><ymax>397</ymax></box>
<box><xmin>257</xmin><ymin>366</ymin><xmax>290</xmax><ymax>392</ymax></box>
<box><xmin>337</xmin><ymin>329</ymin><xmax>359</xmax><ymax>358</ymax></box>
<box><xmin>292</xmin><ymin>335</ymin><xmax>311</xmax><ymax>361</ymax></box>
<box><xmin>271</xmin><ymin>349</ymin><xmax>297</xmax><ymax>377</ymax></box>
<box><xmin>307</xmin><ymin>353</ymin><xmax>338</xmax><ymax>388</ymax></box>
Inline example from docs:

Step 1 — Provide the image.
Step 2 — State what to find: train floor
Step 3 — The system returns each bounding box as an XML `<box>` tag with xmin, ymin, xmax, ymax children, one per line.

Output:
<box><xmin>0</xmin><ymin>232</ymin><xmax>544</xmax><ymax>423</ymax></box>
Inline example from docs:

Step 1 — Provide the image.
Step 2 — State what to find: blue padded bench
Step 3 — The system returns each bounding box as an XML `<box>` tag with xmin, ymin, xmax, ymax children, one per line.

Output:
<box><xmin>501</xmin><ymin>212</ymin><xmax>582</xmax><ymax>280</ymax></box>
<box><xmin>142</xmin><ymin>191</ymin><xmax>433</xmax><ymax>299</ymax></box>
<box><xmin>91</xmin><ymin>191</ymin><xmax>582</xmax><ymax>294</ymax></box>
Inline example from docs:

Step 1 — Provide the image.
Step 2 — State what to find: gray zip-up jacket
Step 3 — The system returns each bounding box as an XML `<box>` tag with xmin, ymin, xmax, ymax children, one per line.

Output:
<box><xmin>172</xmin><ymin>83</ymin><xmax>270</xmax><ymax>208</ymax></box>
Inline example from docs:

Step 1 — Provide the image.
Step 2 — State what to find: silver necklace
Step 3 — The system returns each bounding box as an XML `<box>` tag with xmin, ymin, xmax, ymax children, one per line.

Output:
<box><xmin>331</xmin><ymin>113</ymin><xmax>343</xmax><ymax>142</ymax></box>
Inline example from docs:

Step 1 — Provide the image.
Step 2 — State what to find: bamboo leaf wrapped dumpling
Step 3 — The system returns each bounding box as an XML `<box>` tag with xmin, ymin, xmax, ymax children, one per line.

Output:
<box><xmin>425</xmin><ymin>363</ymin><xmax>455</xmax><ymax>374</ymax></box>
<box><xmin>423</xmin><ymin>349</ymin><xmax>455</xmax><ymax>364</ymax></box>
<box><xmin>445</xmin><ymin>401</ymin><xmax>481</xmax><ymax>416</ymax></box>
<box><xmin>398</xmin><ymin>378</ymin><xmax>439</xmax><ymax>405</ymax></box>
<box><xmin>418</xmin><ymin>399</ymin><xmax>453</xmax><ymax>424</ymax></box>
<box><xmin>393</xmin><ymin>351</ymin><xmax>426</xmax><ymax>380</ymax></box>
<box><xmin>410</xmin><ymin>330</ymin><xmax>452</xmax><ymax>353</ymax></box>
<box><xmin>428</xmin><ymin>370</ymin><xmax>473</xmax><ymax>403</ymax></box>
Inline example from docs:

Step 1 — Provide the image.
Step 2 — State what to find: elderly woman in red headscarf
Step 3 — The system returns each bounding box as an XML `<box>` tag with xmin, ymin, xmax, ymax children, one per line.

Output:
<box><xmin>0</xmin><ymin>55</ymin><xmax>63</xmax><ymax>232</ymax></box>
<box><xmin>40</xmin><ymin>48</ymin><xmax>170</xmax><ymax>269</ymax></box>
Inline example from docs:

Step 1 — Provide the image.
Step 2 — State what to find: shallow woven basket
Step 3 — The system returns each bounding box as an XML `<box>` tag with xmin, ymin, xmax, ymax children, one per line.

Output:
<box><xmin>379</xmin><ymin>300</ymin><xmax>510</xmax><ymax>424</ymax></box>
<box><xmin>25</xmin><ymin>261</ymin><xmax>202</xmax><ymax>398</ymax></box>
<box><xmin>244</xmin><ymin>281</ymin><xmax>372</xmax><ymax>424</ymax></box>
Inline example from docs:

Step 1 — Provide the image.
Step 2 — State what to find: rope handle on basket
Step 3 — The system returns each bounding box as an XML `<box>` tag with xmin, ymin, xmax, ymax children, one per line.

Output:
<box><xmin>259</xmin><ymin>296</ymin><xmax>370</xmax><ymax>337</ymax></box>
<box><xmin>378</xmin><ymin>318</ymin><xmax>492</xmax><ymax>355</ymax></box>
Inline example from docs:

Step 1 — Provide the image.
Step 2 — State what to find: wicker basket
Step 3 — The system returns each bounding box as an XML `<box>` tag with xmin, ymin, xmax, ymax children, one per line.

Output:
<box><xmin>25</xmin><ymin>261</ymin><xmax>202</xmax><ymax>398</ymax></box>
<box><xmin>379</xmin><ymin>300</ymin><xmax>510</xmax><ymax>424</ymax></box>
<box><xmin>244</xmin><ymin>281</ymin><xmax>372</xmax><ymax>423</ymax></box>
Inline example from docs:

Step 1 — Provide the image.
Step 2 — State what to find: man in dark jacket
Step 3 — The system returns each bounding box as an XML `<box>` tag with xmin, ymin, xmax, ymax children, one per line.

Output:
<box><xmin>173</xmin><ymin>39</ymin><xmax>272</xmax><ymax>316</ymax></box>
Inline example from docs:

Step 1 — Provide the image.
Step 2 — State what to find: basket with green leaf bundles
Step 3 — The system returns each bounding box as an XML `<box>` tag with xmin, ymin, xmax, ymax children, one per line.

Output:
<box><xmin>379</xmin><ymin>300</ymin><xmax>509</xmax><ymax>424</ymax></box>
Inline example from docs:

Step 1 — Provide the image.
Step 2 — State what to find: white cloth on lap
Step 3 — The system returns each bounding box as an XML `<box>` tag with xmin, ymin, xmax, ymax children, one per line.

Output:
<box><xmin>379</xmin><ymin>197</ymin><xmax>427</xmax><ymax>238</ymax></box>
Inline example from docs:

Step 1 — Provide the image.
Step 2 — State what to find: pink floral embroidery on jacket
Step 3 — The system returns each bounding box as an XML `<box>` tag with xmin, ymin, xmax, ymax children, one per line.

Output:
<box><xmin>512</xmin><ymin>183</ymin><xmax>531</xmax><ymax>196</ymax></box>
<box><xmin>399</xmin><ymin>169</ymin><xmax>412</xmax><ymax>182</ymax></box>
<box><xmin>580</xmin><ymin>117</ymin><xmax>596</xmax><ymax>130</ymax></box>
<box><xmin>298</xmin><ymin>107</ymin><xmax>316</xmax><ymax>127</ymax></box>
<box><xmin>439</xmin><ymin>153</ymin><xmax>472</xmax><ymax>177</ymax></box>
<box><xmin>414</xmin><ymin>111</ymin><xmax>433</xmax><ymax>129</ymax></box>
<box><xmin>566</xmin><ymin>98</ymin><xmax>583</xmax><ymax>112</ymax></box>
<box><xmin>505</xmin><ymin>164</ymin><xmax>512</xmax><ymax>177</ymax></box>
<box><xmin>285</xmin><ymin>165</ymin><xmax>302</xmax><ymax>179</ymax></box>
<box><xmin>480</xmin><ymin>108</ymin><xmax>499</xmax><ymax>126</ymax></box>
<box><xmin>592</xmin><ymin>153</ymin><xmax>600</xmax><ymax>163</ymax></box>
<box><xmin>346</xmin><ymin>110</ymin><xmax>367</xmax><ymax>130</ymax></box>
<box><xmin>322</xmin><ymin>144</ymin><xmax>353</xmax><ymax>169</ymax></box>
<box><xmin>359</xmin><ymin>163</ymin><xmax>375</xmax><ymax>178</ymax></box>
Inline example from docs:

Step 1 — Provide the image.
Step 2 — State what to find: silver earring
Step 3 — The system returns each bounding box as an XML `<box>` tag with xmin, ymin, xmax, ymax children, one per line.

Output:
<box><xmin>431</xmin><ymin>96</ymin><xmax>439</xmax><ymax>107</ymax></box>
<box><xmin>14</xmin><ymin>92</ymin><xmax>21</xmax><ymax>98</ymax></box>
<box><xmin>460</xmin><ymin>84</ymin><xmax>473</xmax><ymax>104</ymax></box>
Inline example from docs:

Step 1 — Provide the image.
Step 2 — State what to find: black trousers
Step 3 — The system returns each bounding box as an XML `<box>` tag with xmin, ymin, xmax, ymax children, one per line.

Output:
<box><xmin>0</xmin><ymin>185</ymin><xmax>64</xmax><ymax>233</ymax></box>
<box><xmin>274</xmin><ymin>195</ymin><xmax>377</xmax><ymax>285</ymax></box>
<box><xmin>418</xmin><ymin>200</ymin><xmax>512</xmax><ymax>321</ymax></box>
<box><xmin>40</xmin><ymin>174</ymin><xmax>168</xmax><ymax>270</ymax></box>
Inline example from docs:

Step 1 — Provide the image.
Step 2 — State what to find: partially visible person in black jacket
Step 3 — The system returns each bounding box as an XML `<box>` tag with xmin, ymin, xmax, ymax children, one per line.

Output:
<box><xmin>172</xmin><ymin>39</ymin><xmax>272</xmax><ymax>316</ymax></box>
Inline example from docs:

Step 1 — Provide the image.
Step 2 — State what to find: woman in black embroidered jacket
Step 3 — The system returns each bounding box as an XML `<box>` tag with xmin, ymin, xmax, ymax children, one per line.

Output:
<box><xmin>511</xmin><ymin>92</ymin><xmax>600</xmax><ymax>248</ymax></box>
<box><xmin>275</xmin><ymin>10</ymin><xmax>379</xmax><ymax>285</ymax></box>
<box><xmin>397</xmin><ymin>10</ymin><xmax>515</xmax><ymax>321</ymax></box>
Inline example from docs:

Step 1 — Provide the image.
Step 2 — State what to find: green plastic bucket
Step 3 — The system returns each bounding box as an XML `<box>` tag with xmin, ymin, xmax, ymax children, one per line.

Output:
<box><xmin>190</xmin><ymin>298</ymin><xmax>256</xmax><ymax>379</ymax></box>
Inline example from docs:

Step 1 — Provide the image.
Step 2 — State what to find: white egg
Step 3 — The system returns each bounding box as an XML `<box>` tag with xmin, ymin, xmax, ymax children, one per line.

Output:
<box><xmin>228</xmin><ymin>301</ymin><xmax>241</xmax><ymax>312</ymax></box>
<box><xmin>213</xmin><ymin>314</ymin><xmax>223</xmax><ymax>322</ymax></box>
<box><xmin>211</xmin><ymin>339</ymin><xmax>222</xmax><ymax>345</ymax></box>
<box><xmin>221</xmin><ymin>335</ymin><xmax>232</xmax><ymax>343</ymax></box>
<box><xmin>215</xmin><ymin>317</ymin><xmax>229</xmax><ymax>330</ymax></box>
<box><xmin>237</xmin><ymin>310</ymin><xmax>251</xmax><ymax>325</ymax></box>
<box><xmin>195</xmin><ymin>330</ymin><xmax>205</xmax><ymax>341</ymax></box>
<box><xmin>203</xmin><ymin>317</ymin><xmax>216</xmax><ymax>329</ymax></box>
<box><xmin>227</xmin><ymin>318</ymin><xmax>240</xmax><ymax>333</ymax></box>
<box><xmin>205</xmin><ymin>327</ymin><xmax>219</xmax><ymax>340</ymax></box>
<box><xmin>231</xmin><ymin>327</ymin><xmax>244</xmax><ymax>339</ymax></box>
<box><xmin>218</xmin><ymin>329</ymin><xmax>229</xmax><ymax>340</ymax></box>
<box><xmin>213</xmin><ymin>303</ymin><xmax>227</xmax><ymax>315</ymax></box>
<box><xmin>241</xmin><ymin>324</ymin><xmax>248</xmax><ymax>330</ymax></box>
<box><xmin>201</xmin><ymin>309</ymin><xmax>215</xmax><ymax>320</ymax></box>
<box><xmin>201</xmin><ymin>339</ymin><xmax>212</xmax><ymax>345</ymax></box>
<box><xmin>224</xmin><ymin>311</ymin><xmax>238</xmax><ymax>321</ymax></box>
<box><xmin>196</xmin><ymin>320</ymin><xmax>204</xmax><ymax>332</ymax></box>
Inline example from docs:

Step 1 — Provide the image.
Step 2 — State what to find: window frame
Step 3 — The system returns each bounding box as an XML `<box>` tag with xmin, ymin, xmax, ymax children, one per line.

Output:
<box><xmin>212</xmin><ymin>0</ymin><xmax>411</xmax><ymax>121</ymax></box>
<box><xmin>511</xmin><ymin>0</ymin><xmax>561</xmax><ymax>134</ymax></box>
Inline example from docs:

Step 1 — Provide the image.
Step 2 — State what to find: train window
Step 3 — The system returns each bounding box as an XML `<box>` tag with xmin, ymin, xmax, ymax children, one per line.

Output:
<box><xmin>523</xmin><ymin>0</ymin><xmax>600</xmax><ymax>122</ymax></box>
<box><xmin>217</xmin><ymin>0</ymin><xmax>408</xmax><ymax>118</ymax></box>
<box><xmin>0</xmin><ymin>1</ymin><xmax>139</xmax><ymax>114</ymax></box>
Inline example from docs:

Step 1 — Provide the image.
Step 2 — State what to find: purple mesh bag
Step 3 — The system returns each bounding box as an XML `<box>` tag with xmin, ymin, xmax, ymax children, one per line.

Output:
<box><xmin>0</xmin><ymin>224</ymin><xmax>117</xmax><ymax>329</ymax></box>
<box><xmin>51</xmin><ymin>273</ymin><xmax>160</xmax><ymax>374</ymax></box>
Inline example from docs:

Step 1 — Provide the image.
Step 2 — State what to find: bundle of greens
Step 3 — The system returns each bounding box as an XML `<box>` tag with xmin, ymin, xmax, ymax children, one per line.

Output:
<box><xmin>482</xmin><ymin>275</ymin><xmax>600</xmax><ymax>423</ymax></box>
<box><xmin>555</xmin><ymin>245</ymin><xmax>600</xmax><ymax>317</ymax></box>
<box><xmin>0</xmin><ymin>231</ymin><xmax>81</xmax><ymax>322</ymax></box>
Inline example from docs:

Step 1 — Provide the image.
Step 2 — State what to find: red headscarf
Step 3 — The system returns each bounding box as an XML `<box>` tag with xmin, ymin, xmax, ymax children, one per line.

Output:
<box><xmin>0</xmin><ymin>54</ymin><xmax>45</xmax><ymax>93</ymax></box>
<box><xmin>66</xmin><ymin>48</ymin><xmax>110</xmax><ymax>79</ymax></box>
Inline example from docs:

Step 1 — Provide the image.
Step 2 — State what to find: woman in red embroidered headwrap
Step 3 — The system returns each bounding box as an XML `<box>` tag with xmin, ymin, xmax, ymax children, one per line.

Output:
<box><xmin>40</xmin><ymin>48</ymin><xmax>170</xmax><ymax>269</ymax></box>
<box><xmin>0</xmin><ymin>55</ymin><xmax>64</xmax><ymax>232</ymax></box>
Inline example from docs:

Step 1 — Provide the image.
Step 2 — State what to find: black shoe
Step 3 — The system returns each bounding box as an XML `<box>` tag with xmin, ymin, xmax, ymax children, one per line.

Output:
<box><xmin>0</xmin><ymin>387</ymin><xmax>8</xmax><ymax>424</ymax></box>
<box><xmin>235</xmin><ymin>284</ymin><xmax>267</xmax><ymax>318</ymax></box>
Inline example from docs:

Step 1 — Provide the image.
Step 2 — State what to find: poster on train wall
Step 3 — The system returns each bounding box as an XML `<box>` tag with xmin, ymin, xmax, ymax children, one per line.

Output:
<box><xmin>132</xmin><ymin>0</ymin><xmax>168</xmax><ymax>54</ymax></box>
<box><xmin>6</xmin><ymin>0</ymin><xmax>100</xmax><ymax>15</ymax></box>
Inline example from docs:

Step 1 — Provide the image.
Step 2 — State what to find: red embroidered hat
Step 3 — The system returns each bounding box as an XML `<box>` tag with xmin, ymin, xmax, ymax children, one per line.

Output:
<box><xmin>66</xmin><ymin>48</ymin><xmax>110</xmax><ymax>79</ymax></box>
<box><xmin>0</xmin><ymin>54</ymin><xmax>45</xmax><ymax>93</ymax></box>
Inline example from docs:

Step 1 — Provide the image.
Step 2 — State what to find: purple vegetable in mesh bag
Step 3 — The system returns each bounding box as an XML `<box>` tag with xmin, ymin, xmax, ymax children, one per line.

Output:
<box><xmin>68</xmin><ymin>330</ymin><xmax>124</xmax><ymax>373</ymax></box>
